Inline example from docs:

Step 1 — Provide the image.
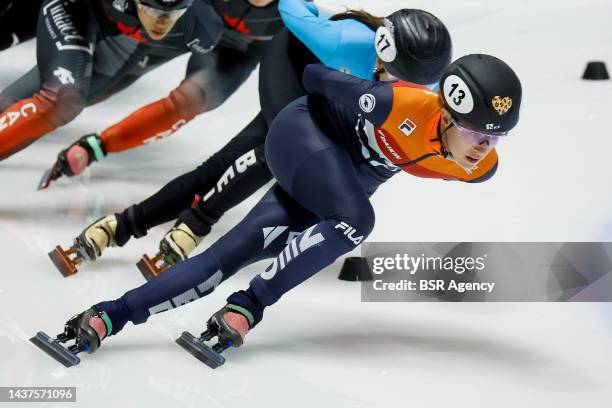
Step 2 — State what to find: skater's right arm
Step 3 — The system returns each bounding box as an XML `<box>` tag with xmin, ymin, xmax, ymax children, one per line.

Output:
<box><xmin>279</xmin><ymin>1</ymin><xmax>376</xmax><ymax>80</ymax></box>
<box><xmin>278</xmin><ymin>0</ymin><xmax>339</xmax><ymax>64</ymax></box>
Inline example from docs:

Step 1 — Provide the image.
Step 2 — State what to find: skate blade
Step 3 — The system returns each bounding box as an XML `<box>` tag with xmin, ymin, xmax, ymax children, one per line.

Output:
<box><xmin>136</xmin><ymin>254</ymin><xmax>166</xmax><ymax>281</ymax></box>
<box><xmin>175</xmin><ymin>331</ymin><xmax>225</xmax><ymax>369</ymax></box>
<box><xmin>30</xmin><ymin>332</ymin><xmax>80</xmax><ymax>367</ymax></box>
<box><xmin>48</xmin><ymin>246</ymin><xmax>79</xmax><ymax>277</ymax></box>
<box><xmin>37</xmin><ymin>167</ymin><xmax>59</xmax><ymax>191</ymax></box>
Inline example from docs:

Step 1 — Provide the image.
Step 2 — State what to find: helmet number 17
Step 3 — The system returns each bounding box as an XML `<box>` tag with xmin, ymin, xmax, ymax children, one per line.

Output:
<box><xmin>375</xmin><ymin>27</ymin><xmax>397</xmax><ymax>62</ymax></box>
<box><xmin>377</xmin><ymin>34</ymin><xmax>391</xmax><ymax>53</ymax></box>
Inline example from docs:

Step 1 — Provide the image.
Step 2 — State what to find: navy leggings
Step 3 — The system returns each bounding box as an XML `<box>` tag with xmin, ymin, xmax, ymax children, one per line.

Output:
<box><xmin>94</xmin><ymin>97</ymin><xmax>393</xmax><ymax>332</ymax></box>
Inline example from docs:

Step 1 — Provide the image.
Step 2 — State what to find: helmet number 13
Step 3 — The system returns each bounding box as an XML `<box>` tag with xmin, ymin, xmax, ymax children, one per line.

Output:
<box><xmin>448</xmin><ymin>83</ymin><xmax>465</xmax><ymax>105</ymax></box>
<box><xmin>443</xmin><ymin>75</ymin><xmax>474</xmax><ymax>114</ymax></box>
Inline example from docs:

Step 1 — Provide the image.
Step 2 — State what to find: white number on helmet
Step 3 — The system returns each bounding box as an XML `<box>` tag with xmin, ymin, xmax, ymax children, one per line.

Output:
<box><xmin>443</xmin><ymin>75</ymin><xmax>474</xmax><ymax>114</ymax></box>
<box><xmin>375</xmin><ymin>26</ymin><xmax>397</xmax><ymax>63</ymax></box>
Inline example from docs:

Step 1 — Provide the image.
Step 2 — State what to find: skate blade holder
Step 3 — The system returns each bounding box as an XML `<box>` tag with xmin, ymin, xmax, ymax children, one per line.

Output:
<box><xmin>30</xmin><ymin>331</ymin><xmax>82</xmax><ymax>367</ymax></box>
<box><xmin>136</xmin><ymin>253</ymin><xmax>168</xmax><ymax>281</ymax></box>
<box><xmin>37</xmin><ymin>165</ymin><xmax>60</xmax><ymax>191</ymax></box>
<box><xmin>48</xmin><ymin>245</ymin><xmax>84</xmax><ymax>277</ymax></box>
<box><xmin>175</xmin><ymin>331</ymin><xmax>230</xmax><ymax>369</ymax></box>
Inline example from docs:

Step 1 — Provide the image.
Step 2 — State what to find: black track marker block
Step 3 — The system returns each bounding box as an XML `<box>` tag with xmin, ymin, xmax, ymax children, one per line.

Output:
<box><xmin>582</xmin><ymin>61</ymin><xmax>609</xmax><ymax>80</ymax></box>
<box><xmin>338</xmin><ymin>257</ymin><xmax>373</xmax><ymax>281</ymax></box>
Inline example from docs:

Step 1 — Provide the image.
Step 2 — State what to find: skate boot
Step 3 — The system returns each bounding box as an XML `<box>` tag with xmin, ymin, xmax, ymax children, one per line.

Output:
<box><xmin>30</xmin><ymin>308</ymin><xmax>111</xmax><ymax>367</ymax></box>
<box><xmin>137</xmin><ymin>222</ymin><xmax>203</xmax><ymax>281</ymax></box>
<box><xmin>49</xmin><ymin>215</ymin><xmax>118</xmax><ymax>277</ymax></box>
<box><xmin>38</xmin><ymin>134</ymin><xmax>106</xmax><ymax>190</ymax></box>
<box><xmin>175</xmin><ymin>305</ymin><xmax>252</xmax><ymax>369</ymax></box>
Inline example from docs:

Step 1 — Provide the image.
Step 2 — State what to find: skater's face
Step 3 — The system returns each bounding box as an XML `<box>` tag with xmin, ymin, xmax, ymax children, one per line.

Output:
<box><xmin>440</xmin><ymin>108</ymin><xmax>500</xmax><ymax>171</ymax></box>
<box><xmin>246</xmin><ymin>0</ymin><xmax>276</xmax><ymax>6</ymax></box>
<box><xmin>135</xmin><ymin>0</ymin><xmax>187</xmax><ymax>40</ymax></box>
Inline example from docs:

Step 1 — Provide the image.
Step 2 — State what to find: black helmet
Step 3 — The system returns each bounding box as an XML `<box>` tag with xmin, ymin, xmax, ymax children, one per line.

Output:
<box><xmin>138</xmin><ymin>0</ymin><xmax>194</xmax><ymax>11</ymax></box>
<box><xmin>375</xmin><ymin>9</ymin><xmax>452</xmax><ymax>84</ymax></box>
<box><xmin>440</xmin><ymin>54</ymin><xmax>522</xmax><ymax>133</ymax></box>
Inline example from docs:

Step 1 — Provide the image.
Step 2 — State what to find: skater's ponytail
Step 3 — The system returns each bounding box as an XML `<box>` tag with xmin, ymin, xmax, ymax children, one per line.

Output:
<box><xmin>329</xmin><ymin>10</ymin><xmax>387</xmax><ymax>79</ymax></box>
<box><xmin>329</xmin><ymin>10</ymin><xmax>384</xmax><ymax>31</ymax></box>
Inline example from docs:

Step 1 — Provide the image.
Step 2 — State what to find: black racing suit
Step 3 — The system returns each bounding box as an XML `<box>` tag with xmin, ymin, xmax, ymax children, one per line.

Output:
<box><xmin>0</xmin><ymin>0</ymin><xmax>283</xmax><ymax>159</ymax></box>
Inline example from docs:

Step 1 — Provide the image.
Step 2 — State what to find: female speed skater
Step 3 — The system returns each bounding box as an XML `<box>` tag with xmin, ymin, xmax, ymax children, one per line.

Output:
<box><xmin>33</xmin><ymin>54</ymin><xmax>523</xmax><ymax>368</ymax></box>
<box><xmin>48</xmin><ymin>2</ymin><xmax>453</xmax><ymax>280</ymax></box>
<box><xmin>0</xmin><ymin>0</ymin><xmax>283</xmax><ymax>165</ymax></box>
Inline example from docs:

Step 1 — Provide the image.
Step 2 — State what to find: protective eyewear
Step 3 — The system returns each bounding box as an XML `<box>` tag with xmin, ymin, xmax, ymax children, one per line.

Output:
<box><xmin>450</xmin><ymin>118</ymin><xmax>507</xmax><ymax>147</ymax></box>
<box><xmin>136</xmin><ymin>2</ymin><xmax>188</xmax><ymax>20</ymax></box>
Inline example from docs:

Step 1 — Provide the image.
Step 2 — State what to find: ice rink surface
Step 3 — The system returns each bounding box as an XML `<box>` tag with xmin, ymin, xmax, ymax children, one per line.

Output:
<box><xmin>1</xmin><ymin>0</ymin><xmax>611</xmax><ymax>407</ymax></box>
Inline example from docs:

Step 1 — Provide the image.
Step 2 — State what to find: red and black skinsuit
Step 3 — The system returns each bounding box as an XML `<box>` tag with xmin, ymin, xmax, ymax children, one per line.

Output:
<box><xmin>0</xmin><ymin>0</ymin><xmax>283</xmax><ymax>159</ymax></box>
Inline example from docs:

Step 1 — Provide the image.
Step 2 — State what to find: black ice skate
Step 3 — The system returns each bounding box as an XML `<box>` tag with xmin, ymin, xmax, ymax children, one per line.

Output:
<box><xmin>49</xmin><ymin>215</ymin><xmax>118</xmax><ymax>277</ymax></box>
<box><xmin>30</xmin><ymin>309</ymin><xmax>105</xmax><ymax>367</ymax></box>
<box><xmin>48</xmin><ymin>244</ymin><xmax>84</xmax><ymax>277</ymax></box>
<box><xmin>176</xmin><ymin>307</ymin><xmax>249</xmax><ymax>369</ymax></box>
<box><xmin>38</xmin><ymin>134</ymin><xmax>105</xmax><ymax>190</ymax></box>
<box><xmin>137</xmin><ymin>222</ymin><xmax>202</xmax><ymax>281</ymax></box>
<box><xmin>37</xmin><ymin>161</ymin><xmax>62</xmax><ymax>190</ymax></box>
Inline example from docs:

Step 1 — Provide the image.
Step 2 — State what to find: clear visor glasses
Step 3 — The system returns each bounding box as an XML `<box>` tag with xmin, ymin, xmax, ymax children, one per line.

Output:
<box><xmin>136</xmin><ymin>2</ymin><xmax>188</xmax><ymax>20</ymax></box>
<box><xmin>451</xmin><ymin>118</ymin><xmax>508</xmax><ymax>148</ymax></box>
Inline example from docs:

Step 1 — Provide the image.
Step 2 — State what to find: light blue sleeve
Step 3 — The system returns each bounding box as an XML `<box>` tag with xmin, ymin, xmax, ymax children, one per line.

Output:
<box><xmin>279</xmin><ymin>0</ymin><xmax>377</xmax><ymax>80</ymax></box>
<box><xmin>278</xmin><ymin>0</ymin><xmax>341</xmax><ymax>65</ymax></box>
<box><xmin>333</xmin><ymin>23</ymin><xmax>377</xmax><ymax>80</ymax></box>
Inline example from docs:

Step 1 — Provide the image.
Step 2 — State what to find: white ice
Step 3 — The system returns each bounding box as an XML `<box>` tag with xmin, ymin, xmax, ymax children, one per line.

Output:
<box><xmin>0</xmin><ymin>0</ymin><xmax>611</xmax><ymax>407</ymax></box>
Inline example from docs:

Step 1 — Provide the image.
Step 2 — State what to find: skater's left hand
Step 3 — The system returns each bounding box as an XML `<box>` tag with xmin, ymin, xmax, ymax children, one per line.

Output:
<box><xmin>38</xmin><ymin>134</ymin><xmax>106</xmax><ymax>190</ymax></box>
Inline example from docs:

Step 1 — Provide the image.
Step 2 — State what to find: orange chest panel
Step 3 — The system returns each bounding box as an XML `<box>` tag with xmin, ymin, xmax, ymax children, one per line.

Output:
<box><xmin>374</xmin><ymin>85</ymin><xmax>498</xmax><ymax>182</ymax></box>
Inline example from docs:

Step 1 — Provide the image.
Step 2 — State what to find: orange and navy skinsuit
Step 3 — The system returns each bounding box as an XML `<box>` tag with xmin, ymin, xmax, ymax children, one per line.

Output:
<box><xmin>86</xmin><ymin>65</ymin><xmax>501</xmax><ymax>333</ymax></box>
<box><xmin>306</xmin><ymin>64</ymin><xmax>499</xmax><ymax>183</ymax></box>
